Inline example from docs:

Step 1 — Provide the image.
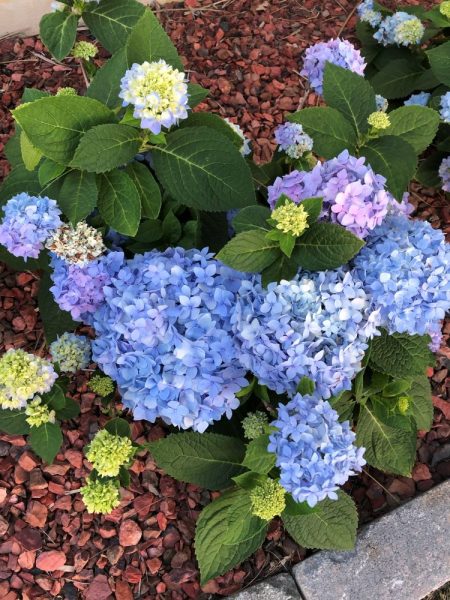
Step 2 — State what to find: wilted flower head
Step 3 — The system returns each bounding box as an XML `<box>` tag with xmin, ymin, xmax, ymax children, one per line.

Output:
<box><xmin>46</xmin><ymin>221</ymin><xmax>106</xmax><ymax>266</ymax></box>
<box><xmin>119</xmin><ymin>60</ymin><xmax>189</xmax><ymax>134</ymax></box>
<box><xmin>301</xmin><ymin>39</ymin><xmax>366</xmax><ymax>95</ymax></box>
<box><xmin>268</xmin><ymin>392</ymin><xmax>366</xmax><ymax>507</ymax></box>
<box><xmin>439</xmin><ymin>156</ymin><xmax>450</xmax><ymax>192</ymax></box>
<box><xmin>0</xmin><ymin>193</ymin><xmax>61</xmax><ymax>260</ymax></box>
<box><xmin>272</xmin><ymin>200</ymin><xmax>309</xmax><ymax>237</ymax></box>
<box><xmin>88</xmin><ymin>375</ymin><xmax>115</xmax><ymax>397</ymax></box>
<box><xmin>25</xmin><ymin>396</ymin><xmax>56</xmax><ymax>428</ymax></box>
<box><xmin>224</xmin><ymin>118</ymin><xmax>251</xmax><ymax>156</ymax></box>
<box><xmin>242</xmin><ymin>411</ymin><xmax>269</xmax><ymax>440</ymax></box>
<box><xmin>72</xmin><ymin>41</ymin><xmax>97</xmax><ymax>60</ymax></box>
<box><xmin>440</xmin><ymin>92</ymin><xmax>450</xmax><ymax>123</ymax></box>
<box><xmin>357</xmin><ymin>0</ymin><xmax>382</xmax><ymax>27</ymax></box>
<box><xmin>80</xmin><ymin>477</ymin><xmax>121</xmax><ymax>514</ymax></box>
<box><xmin>375</xmin><ymin>94</ymin><xmax>388</xmax><ymax>112</ymax></box>
<box><xmin>368</xmin><ymin>111</ymin><xmax>390</xmax><ymax>130</ymax></box>
<box><xmin>404</xmin><ymin>92</ymin><xmax>430</xmax><ymax>106</ymax></box>
<box><xmin>0</xmin><ymin>349</ymin><xmax>57</xmax><ymax>410</ymax></box>
<box><xmin>86</xmin><ymin>429</ymin><xmax>134</xmax><ymax>477</ymax></box>
<box><xmin>250</xmin><ymin>479</ymin><xmax>286</xmax><ymax>520</ymax></box>
<box><xmin>274</xmin><ymin>122</ymin><xmax>313</xmax><ymax>159</ymax></box>
<box><xmin>441</xmin><ymin>1</ymin><xmax>450</xmax><ymax>18</ymax></box>
<box><xmin>56</xmin><ymin>87</ymin><xmax>77</xmax><ymax>96</ymax></box>
<box><xmin>50</xmin><ymin>332</ymin><xmax>91</xmax><ymax>373</ymax></box>
<box><xmin>374</xmin><ymin>12</ymin><xmax>424</xmax><ymax>46</ymax></box>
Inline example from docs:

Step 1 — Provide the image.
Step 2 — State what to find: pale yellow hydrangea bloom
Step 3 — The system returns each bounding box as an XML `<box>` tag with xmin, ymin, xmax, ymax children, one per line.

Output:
<box><xmin>86</xmin><ymin>429</ymin><xmax>134</xmax><ymax>477</ymax></box>
<box><xmin>368</xmin><ymin>111</ymin><xmax>391</xmax><ymax>130</ymax></box>
<box><xmin>272</xmin><ymin>202</ymin><xmax>309</xmax><ymax>237</ymax></box>
<box><xmin>80</xmin><ymin>477</ymin><xmax>121</xmax><ymax>514</ymax></box>
<box><xmin>25</xmin><ymin>396</ymin><xmax>56</xmax><ymax>428</ymax></box>
<box><xmin>250</xmin><ymin>479</ymin><xmax>286</xmax><ymax>521</ymax></box>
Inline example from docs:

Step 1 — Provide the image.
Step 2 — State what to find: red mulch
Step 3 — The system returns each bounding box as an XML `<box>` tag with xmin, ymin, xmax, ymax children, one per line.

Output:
<box><xmin>0</xmin><ymin>1</ymin><xmax>449</xmax><ymax>598</ymax></box>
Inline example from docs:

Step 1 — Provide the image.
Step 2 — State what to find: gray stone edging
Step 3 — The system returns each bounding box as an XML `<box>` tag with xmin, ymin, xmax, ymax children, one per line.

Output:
<box><xmin>231</xmin><ymin>573</ymin><xmax>300</xmax><ymax>599</ymax></box>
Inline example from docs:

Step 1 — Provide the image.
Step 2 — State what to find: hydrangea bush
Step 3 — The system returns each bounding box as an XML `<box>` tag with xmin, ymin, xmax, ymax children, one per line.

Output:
<box><xmin>0</xmin><ymin>0</ymin><xmax>449</xmax><ymax>586</ymax></box>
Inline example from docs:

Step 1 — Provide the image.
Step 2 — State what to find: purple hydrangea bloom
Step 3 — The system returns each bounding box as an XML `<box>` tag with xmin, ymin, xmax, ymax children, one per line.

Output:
<box><xmin>268</xmin><ymin>392</ymin><xmax>366</xmax><ymax>507</ymax></box>
<box><xmin>267</xmin><ymin>151</ymin><xmax>391</xmax><ymax>239</ymax></box>
<box><xmin>357</xmin><ymin>0</ymin><xmax>382</xmax><ymax>27</ymax></box>
<box><xmin>274</xmin><ymin>122</ymin><xmax>313</xmax><ymax>159</ymax></box>
<box><xmin>50</xmin><ymin>251</ymin><xmax>124</xmax><ymax>322</ymax></box>
<box><xmin>374</xmin><ymin>12</ymin><xmax>424</xmax><ymax>46</ymax></box>
<box><xmin>352</xmin><ymin>214</ymin><xmax>450</xmax><ymax>340</ymax></box>
<box><xmin>231</xmin><ymin>269</ymin><xmax>380</xmax><ymax>400</ymax></box>
<box><xmin>440</xmin><ymin>92</ymin><xmax>450</xmax><ymax>123</ymax></box>
<box><xmin>91</xmin><ymin>248</ymin><xmax>248</xmax><ymax>432</ymax></box>
<box><xmin>0</xmin><ymin>193</ymin><xmax>61</xmax><ymax>260</ymax></box>
<box><xmin>439</xmin><ymin>156</ymin><xmax>450</xmax><ymax>192</ymax></box>
<box><xmin>404</xmin><ymin>92</ymin><xmax>430</xmax><ymax>106</ymax></box>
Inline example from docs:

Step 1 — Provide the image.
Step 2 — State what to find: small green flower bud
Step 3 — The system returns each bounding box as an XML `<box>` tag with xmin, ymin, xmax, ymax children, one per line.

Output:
<box><xmin>80</xmin><ymin>477</ymin><xmax>120</xmax><ymax>514</ymax></box>
<box><xmin>72</xmin><ymin>41</ymin><xmax>97</xmax><ymax>60</ymax></box>
<box><xmin>440</xmin><ymin>1</ymin><xmax>450</xmax><ymax>17</ymax></box>
<box><xmin>272</xmin><ymin>201</ymin><xmax>309</xmax><ymax>237</ymax></box>
<box><xmin>88</xmin><ymin>375</ymin><xmax>115</xmax><ymax>397</ymax></box>
<box><xmin>56</xmin><ymin>87</ymin><xmax>77</xmax><ymax>96</ymax></box>
<box><xmin>86</xmin><ymin>429</ymin><xmax>134</xmax><ymax>477</ymax></box>
<box><xmin>397</xmin><ymin>396</ymin><xmax>410</xmax><ymax>414</ymax></box>
<box><xmin>242</xmin><ymin>411</ymin><xmax>268</xmax><ymax>440</ymax></box>
<box><xmin>368</xmin><ymin>111</ymin><xmax>391</xmax><ymax>130</ymax></box>
<box><xmin>250</xmin><ymin>479</ymin><xmax>286</xmax><ymax>521</ymax></box>
<box><xmin>25</xmin><ymin>396</ymin><xmax>56</xmax><ymax>428</ymax></box>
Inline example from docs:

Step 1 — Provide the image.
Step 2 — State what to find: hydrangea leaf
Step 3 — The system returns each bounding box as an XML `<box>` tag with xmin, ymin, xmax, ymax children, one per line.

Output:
<box><xmin>29</xmin><ymin>422</ymin><xmax>63</xmax><ymax>464</ymax></box>
<box><xmin>4</xmin><ymin>133</ymin><xmax>23</xmax><ymax>169</ymax></box>
<box><xmin>216</xmin><ymin>230</ymin><xmax>280</xmax><ymax>273</ymax></box>
<box><xmin>368</xmin><ymin>330</ymin><xmax>434</xmax><ymax>379</ymax></box>
<box><xmin>38</xmin><ymin>271</ymin><xmax>78</xmax><ymax>344</ymax></box>
<box><xmin>150</xmin><ymin>432</ymin><xmax>247</xmax><ymax>490</ymax></box>
<box><xmin>282</xmin><ymin>491</ymin><xmax>358</xmax><ymax>550</ymax></box>
<box><xmin>416</xmin><ymin>152</ymin><xmax>446</xmax><ymax>188</ymax></box>
<box><xmin>426</xmin><ymin>41</ymin><xmax>450</xmax><ymax>87</ymax></box>
<box><xmin>370</xmin><ymin>59</ymin><xmax>424</xmax><ymax>99</ymax></box>
<box><xmin>380</xmin><ymin>106</ymin><xmax>440</xmax><ymax>153</ymax></box>
<box><xmin>104</xmin><ymin>417</ymin><xmax>131</xmax><ymax>439</ymax></box>
<box><xmin>39</xmin><ymin>11</ymin><xmax>78</xmax><ymax>61</ymax></box>
<box><xmin>57</xmin><ymin>170</ymin><xmax>98</xmax><ymax>225</ymax></box>
<box><xmin>195</xmin><ymin>489</ymin><xmax>268</xmax><ymax>585</ymax></box>
<box><xmin>242</xmin><ymin>434</ymin><xmax>276</xmax><ymax>475</ymax></box>
<box><xmin>180</xmin><ymin>112</ymin><xmax>243</xmax><ymax>148</ymax></box>
<box><xmin>86</xmin><ymin>49</ymin><xmax>128</xmax><ymax>109</ymax></box>
<box><xmin>232</xmin><ymin>206</ymin><xmax>271</xmax><ymax>234</ymax></box>
<box><xmin>408</xmin><ymin>374</ymin><xmax>433</xmax><ymax>432</ymax></box>
<box><xmin>287</xmin><ymin>107</ymin><xmax>357</xmax><ymax>159</ymax></box>
<box><xmin>20</xmin><ymin>132</ymin><xmax>42</xmax><ymax>172</ymax></box>
<box><xmin>0</xmin><ymin>166</ymin><xmax>41</xmax><ymax>205</ymax></box>
<box><xmin>97</xmin><ymin>169</ymin><xmax>141</xmax><ymax>236</ymax></box>
<box><xmin>187</xmin><ymin>84</ymin><xmax>209</xmax><ymax>109</ymax></box>
<box><xmin>260</xmin><ymin>251</ymin><xmax>304</xmax><ymax>286</ymax></box>
<box><xmin>42</xmin><ymin>384</ymin><xmax>66</xmax><ymax>411</ymax></box>
<box><xmin>126</xmin><ymin>162</ymin><xmax>161</xmax><ymax>220</ymax></box>
<box><xmin>55</xmin><ymin>397</ymin><xmax>80</xmax><ymax>421</ymax></box>
<box><xmin>38</xmin><ymin>159</ymin><xmax>66</xmax><ymax>188</ymax></box>
<box><xmin>0</xmin><ymin>410</ymin><xmax>30</xmax><ymax>435</ymax></box>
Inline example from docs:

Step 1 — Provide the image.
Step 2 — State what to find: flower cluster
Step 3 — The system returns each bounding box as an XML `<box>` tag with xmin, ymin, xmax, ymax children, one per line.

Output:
<box><xmin>86</xmin><ymin>430</ymin><xmax>134</xmax><ymax>477</ymax></box>
<box><xmin>231</xmin><ymin>269</ymin><xmax>380</xmax><ymax>400</ymax></box>
<box><xmin>300</xmin><ymin>39</ymin><xmax>366</xmax><ymax>95</ymax></box>
<box><xmin>440</xmin><ymin>92</ymin><xmax>450</xmax><ymax>123</ymax></box>
<box><xmin>374</xmin><ymin>12</ymin><xmax>424</xmax><ymax>46</ymax></box>
<box><xmin>367</xmin><ymin>111</ymin><xmax>390</xmax><ymax>130</ymax></box>
<box><xmin>274</xmin><ymin>122</ymin><xmax>313</xmax><ymax>159</ymax></box>
<box><xmin>268</xmin><ymin>392</ymin><xmax>366</xmax><ymax>507</ymax></box>
<box><xmin>224</xmin><ymin>119</ymin><xmax>251</xmax><ymax>156</ymax></box>
<box><xmin>242</xmin><ymin>411</ymin><xmax>268</xmax><ymax>440</ymax></box>
<box><xmin>250</xmin><ymin>479</ymin><xmax>286</xmax><ymax>520</ymax></box>
<box><xmin>0</xmin><ymin>349</ymin><xmax>57</xmax><ymax>410</ymax></box>
<box><xmin>404</xmin><ymin>92</ymin><xmax>430</xmax><ymax>107</ymax></box>
<box><xmin>46</xmin><ymin>221</ymin><xmax>106</xmax><ymax>266</ymax></box>
<box><xmin>439</xmin><ymin>157</ymin><xmax>450</xmax><ymax>192</ymax></box>
<box><xmin>440</xmin><ymin>1</ymin><xmax>450</xmax><ymax>18</ymax></box>
<box><xmin>91</xmin><ymin>248</ymin><xmax>248</xmax><ymax>432</ymax></box>
<box><xmin>72</xmin><ymin>41</ymin><xmax>97</xmax><ymax>59</ymax></box>
<box><xmin>50</xmin><ymin>251</ymin><xmax>123</xmax><ymax>322</ymax></box>
<box><xmin>267</xmin><ymin>151</ymin><xmax>391</xmax><ymax>239</ymax></box>
<box><xmin>50</xmin><ymin>333</ymin><xmax>91</xmax><ymax>373</ymax></box>
<box><xmin>80</xmin><ymin>477</ymin><xmax>120</xmax><ymax>514</ymax></box>
<box><xmin>375</xmin><ymin>94</ymin><xmax>388</xmax><ymax>112</ymax></box>
<box><xmin>353</xmin><ymin>214</ymin><xmax>450</xmax><ymax>344</ymax></box>
<box><xmin>0</xmin><ymin>193</ymin><xmax>61</xmax><ymax>260</ymax></box>
<box><xmin>25</xmin><ymin>396</ymin><xmax>56</xmax><ymax>428</ymax></box>
<box><xmin>272</xmin><ymin>200</ymin><xmax>309</xmax><ymax>237</ymax></box>
<box><xmin>119</xmin><ymin>60</ymin><xmax>189</xmax><ymax>133</ymax></box>
<box><xmin>88</xmin><ymin>375</ymin><xmax>115</xmax><ymax>397</ymax></box>
<box><xmin>357</xmin><ymin>0</ymin><xmax>382</xmax><ymax>27</ymax></box>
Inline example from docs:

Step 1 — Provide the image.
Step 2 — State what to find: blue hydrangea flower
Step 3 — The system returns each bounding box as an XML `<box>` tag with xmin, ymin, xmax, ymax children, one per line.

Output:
<box><xmin>268</xmin><ymin>392</ymin><xmax>366</xmax><ymax>507</ymax></box>
<box><xmin>440</xmin><ymin>92</ymin><xmax>450</xmax><ymax>123</ymax></box>
<box><xmin>375</xmin><ymin>94</ymin><xmax>388</xmax><ymax>112</ymax></box>
<box><xmin>439</xmin><ymin>156</ymin><xmax>450</xmax><ymax>192</ymax></box>
<box><xmin>274</xmin><ymin>122</ymin><xmax>313</xmax><ymax>159</ymax></box>
<box><xmin>267</xmin><ymin>151</ymin><xmax>391</xmax><ymax>239</ymax></box>
<box><xmin>224</xmin><ymin>119</ymin><xmax>251</xmax><ymax>156</ymax></box>
<box><xmin>374</xmin><ymin>12</ymin><xmax>424</xmax><ymax>46</ymax></box>
<box><xmin>300</xmin><ymin>39</ymin><xmax>366</xmax><ymax>95</ymax></box>
<box><xmin>50</xmin><ymin>332</ymin><xmax>91</xmax><ymax>373</ymax></box>
<box><xmin>404</xmin><ymin>92</ymin><xmax>430</xmax><ymax>106</ymax></box>
<box><xmin>0</xmin><ymin>193</ymin><xmax>61</xmax><ymax>260</ymax></box>
<box><xmin>231</xmin><ymin>269</ymin><xmax>380</xmax><ymax>400</ymax></box>
<box><xmin>353</xmin><ymin>214</ymin><xmax>450</xmax><ymax>340</ymax></box>
<box><xmin>50</xmin><ymin>251</ymin><xmax>124</xmax><ymax>322</ymax></box>
<box><xmin>357</xmin><ymin>0</ymin><xmax>382</xmax><ymax>27</ymax></box>
<box><xmin>91</xmin><ymin>248</ymin><xmax>248</xmax><ymax>432</ymax></box>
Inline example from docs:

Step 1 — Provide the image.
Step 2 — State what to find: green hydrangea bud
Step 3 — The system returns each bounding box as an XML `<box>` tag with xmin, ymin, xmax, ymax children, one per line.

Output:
<box><xmin>440</xmin><ymin>1</ymin><xmax>450</xmax><ymax>17</ymax></box>
<box><xmin>242</xmin><ymin>411</ymin><xmax>268</xmax><ymax>440</ymax></box>
<box><xmin>72</xmin><ymin>41</ymin><xmax>97</xmax><ymax>60</ymax></box>
<box><xmin>397</xmin><ymin>395</ymin><xmax>410</xmax><ymax>414</ymax></box>
<box><xmin>272</xmin><ymin>201</ymin><xmax>309</xmax><ymax>237</ymax></box>
<box><xmin>80</xmin><ymin>477</ymin><xmax>120</xmax><ymax>514</ymax></box>
<box><xmin>368</xmin><ymin>111</ymin><xmax>391</xmax><ymax>130</ymax></box>
<box><xmin>25</xmin><ymin>396</ymin><xmax>56</xmax><ymax>428</ymax></box>
<box><xmin>88</xmin><ymin>375</ymin><xmax>115</xmax><ymax>397</ymax></box>
<box><xmin>250</xmin><ymin>479</ymin><xmax>286</xmax><ymax>521</ymax></box>
<box><xmin>56</xmin><ymin>87</ymin><xmax>77</xmax><ymax>96</ymax></box>
<box><xmin>86</xmin><ymin>429</ymin><xmax>134</xmax><ymax>477</ymax></box>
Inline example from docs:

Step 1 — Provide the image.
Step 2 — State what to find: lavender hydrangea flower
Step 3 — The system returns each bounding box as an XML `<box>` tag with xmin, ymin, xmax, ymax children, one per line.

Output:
<box><xmin>439</xmin><ymin>156</ymin><xmax>450</xmax><ymax>192</ymax></box>
<box><xmin>268</xmin><ymin>392</ymin><xmax>366</xmax><ymax>507</ymax></box>
<box><xmin>353</xmin><ymin>214</ymin><xmax>450</xmax><ymax>340</ymax></box>
<box><xmin>357</xmin><ymin>0</ymin><xmax>382</xmax><ymax>27</ymax></box>
<box><xmin>267</xmin><ymin>151</ymin><xmax>391</xmax><ymax>239</ymax></box>
<box><xmin>0</xmin><ymin>193</ymin><xmax>61</xmax><ymax>260</ymax></box>
<box><xmin>374</xmin><ymin>12</ymin><xmax>424</xmax><ymax>46</ymax></box>
<box><xmin>91</xmin><ymin>248</ymin><xmax>248</xmax><ymax>432</ymax></box>
<box><xmin>440</xmin><ymin>92</ymin><xmax>450</xmax><ymax>123</ymax></box>
<box><xmin>404</xmin><ymin>92</ymin><xmax>430</xmax><ymax>106</ymax></box>
<box><xmin>274</xmin><ymin>122</ymin><xmax>313</xmax><ymax>159</ymax></box>
<box><xmin>231</xmin><ymin>269</ymin><xmax>380</xmax><ymax>400</ymax></box>
<box><xmin>300</xmin><ymin>39</ymin><xmax>366</xmax><ymax>95</ymax></box>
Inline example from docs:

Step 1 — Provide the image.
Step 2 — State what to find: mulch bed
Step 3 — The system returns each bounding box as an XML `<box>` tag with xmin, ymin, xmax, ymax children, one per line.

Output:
<box><xmin>0</xmin><ymin>0</ymin><xmax>448</xmax><ymax>598</ymax></box>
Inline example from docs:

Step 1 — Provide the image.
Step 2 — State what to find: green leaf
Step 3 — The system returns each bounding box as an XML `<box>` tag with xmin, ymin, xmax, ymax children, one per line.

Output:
<box><xmin>294</xmin><ymin>222</ymin><xmax>364</xmax><ymax>271</ymax></box>
<box><xmin>0</xmin><ymin>246</ymin><xmax>46</xmax><ymax>273</ymax></box>
<box><xmin>287</xmin><ymin>107</ymin><xmax>357</xmax><ymax>159</ymax></box>
<box><xmin>86</xmin><ymin>49</ymin><xmax>128</xmax><ymax>109</ymax></box>
<box><xmin>242</xmin><ymin>435</ymin><xmax>276</xmax><ymax>475</ymax></box>
<box><xmin>323</xmin><ymin>63</ymin><xmax>376</xmax><ymax>134</ymax></box>
<box><xmin>283</xmin><ymin>491</ymin><xmax>358</xmax><ymax>550</ymax></box>
<box><xmin>135</xmin><ymin>219</ymin><xmax>162</xmax><ymax>243</ymax></box>
<box><xmin>356</xmin><ymin>402</ymin><xmax>416</xmax><ymax>476</ymax></box>
<box><xmin>197</xmin><ymin>211</ymin><xmax>228</xmax><ymax>253</ymax></box>
<box><xmin>97</xmin><ymin>170</ymin><xmax>141</xmax><ymax>236</ymax></box>
<box><xmin>187</xmin><ymin>83</ymin><xmax>209</xmax><ymax>108</ymax></box>
<box><xmin>22</xmin><ymin>88</ymin><xmax>51</xmax><ymax>103</ymax></box>
<box><xmin>126</xmin><ymin>162</ymin><xmax>161</xmax><ymax>219</ymax></box>
<box><xmin>179</xmin><ymin>112</ymin><xmax>243</xmax><ymax>147</ymax></box>
<box><xmin>29</xmin><ymin>422</ymin><xmax>63</xmax><ymax>464</ymax></box>
<box><xmin>4</xmin><ymin>133</ymin><xmax>23</xmax><ymax>168</ymax></box>
<box><xmin>38</xmin><ymin>159</ymin><xmax>66</xmax><ymax>187</ymax></box>
<box><xmin>301</xmin><ymin>197</ymin><xmax>323</xmax><ymax>222</ymax></box>
<box><xmin>380</xmin><ymin>106</ymin><xmax>440</xmax><ymax>153</ymax></box>
<box><xmin>20</xmin><ymin>131</ymin><xmax>42</xmax><ymax>171</ymax></box>
<box><xmin>38</xmin><ymin>271</ymin><xmax>77</xmax><ymax>344</ymax></box>
<box><xmin>427</xmin><ymin>41</ymin><xmax>450</xmax><ymax>86</ymax></box>
<box><xmin>359</xmin><ymin>136</ymin><xmax>417</xmax><ymax>200</ymax></box>
<box><xmin>425</xmin><ymin>6</ymin><xmax>450</xmax><ymax>28</ymax></box>
<box><xmin>42</xmin><ymin>385</ymin><xmax>66</xmax><ymax>411</ymax></box>
<box><xmin>369</xmin><ymin>330</ymin><xmax>434</xmax><ymax>379</ymax></box>
<box><xmin>162</xmin><ymin>210</ymin><xmax>182</xmax><ymax>243</ymax></box>
<box><xmin>58</xmin><ymin>170</ymin><xmax>98</xmax><ymax>224</ymax></box>
<box><xmin>297</xmin><ymin>376</ymin><xmax>315</xmax><ymax>395</ymax></box>
<box><xmin>0</xmin><ymin>165</ymin><xmax>41</xmax><ymax>205</ymax></box>
<box><xmin>152</xmin><ymin>127</ymin><xmax>256</xmax><ymax>211</ymax></box>
<box><xmin>55</xmin><ymin>397</ymin><xmax>80</xmax><ymax>420</ymax></box>
<box><xmin>216</xmin><ymin>230</ymin><xmax>280</xmax><ymax>272</ymax></box>
<box><xmin>13</xmin><ymin>96</ymin><xmax>115</xmax><ymax>165</ymax></box>
<box><xmin>150</xmin><ymin>432</ymin><xmax>246</xmax><ymax>489</ymax></box>
<box><xmin>232</xmin><ymin>471</ymin><xmax>267</xmax><ymax>490</ymax></box>
<box><xmin>83</xmin><ymin>0</ymin><xmax>145</xmax><ymax>54</ymax></box>
<box><xmin>39</xmin><ymin>11</ymin><xmax>78</xmax><ymax>61</ymax></box>
<box><xmin>232</xmin><ymin>206</ymin><xmax>271</xmax><ymax>234</ymax></box>
<box><xmin>370</xmin><ymin>59</ymin><xmax>424</xmax><ymax>99</ymax></box>
<box><xmin>104</xmin><ymin>417</ymin><xmax>131</xmax><ymax>438</ymax></box>
<box><xmin>283</xmin><ymin>494</ymin><xmax>317</xmax><ymax>516</ymax></box>
<box><xmin>329</xmin><ymin>391</ymin><xmax>355</xmax><ymax>422</ymax></box>
<box><xmin>0</xmin><ymin>410</ymin><xmax>30</xmax><ymax>435</ymax></box>
<box><xmin>409</xmin><ymin>374</ymin><xmax>433</xmax><ymax>431</ymax></box>
<box><xmin>195</xmin><ymin>489</ymin><xmax>267</xmax><ymax>584</ymax></box>
<box><xmin>261</xmin><ymin>252</ymin><xmax>299</xmax><ymax>286</ymax></box>
<box><xmin>382</xmin><ymin>380</ymin><xmax>411</xmax><ymax>398</ymax></box>
<box><xmin>416</xmin><ymin>152</ymin><xmax>446</xmax><ymax>188</ymax></box>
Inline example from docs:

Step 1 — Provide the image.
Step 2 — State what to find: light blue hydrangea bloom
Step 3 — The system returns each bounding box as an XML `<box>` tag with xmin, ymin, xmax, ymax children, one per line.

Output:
<box><xmin>300</xmin><ymin>39</ymin><xmax>366</xmax><ymax>95</ymax></box>
<box><xmin>231</xmin><ymin>269</ymin><xmax>380</xmax><ymax>400</ymax></box>
<box><xmin>440</xmin><ymin>92</ymin><xmax>450</xmax><ymax>123</ymax></box>
<box><xmin>353</xmin><ymin>214</ymin><xmax>450</xmax><ymax>345</ymax></box>
<box><xmin>357</xmin><ymin>0</ymin><xmax>382</xmax><ymax>27</ymax></box>
<box><xmin>404</xmin><ymin>92</ymin><xmax>430</xmax><ymax>106</ymax></box>
<box><xmin>268</xmin><ymin>392</ymin><xmax>366</xmax><ymax>507</ymax></box>
<box><xmin>0</xmin><ymin>193</ymin><xmax>61</xmax><ymax>260</ymax></box>
<box><xmin>439</xmin><ymin>156</ymin><xmax>450</xmax><ymax>192</ymax></box>
<box><xmin>274</xmin><ymin>122</ymin><xmax>313</xmax><ymax>159</ymax></box>
<box><xmin>224</xmin><ymin>119</ymin><xmax>251</xmax><ymax>156</ymax></box>
<box><xmin>91</xmin><ymin>248</ymin><xmax>248</xmax><ymax>432</ymax></box>
<box><xmin>374</xmin><ymin>12</ymin><xmax>424</xmax><ymax>46</ymax></box>
<box><xmin>50</xmin><ymin>332</ymin><xmax>91</xmax><ymax>373</ymax></box>
<box><xmin>375</xmin><ymin>94</ymin><xmax>388</xmax><ymax>112</ymax></box>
